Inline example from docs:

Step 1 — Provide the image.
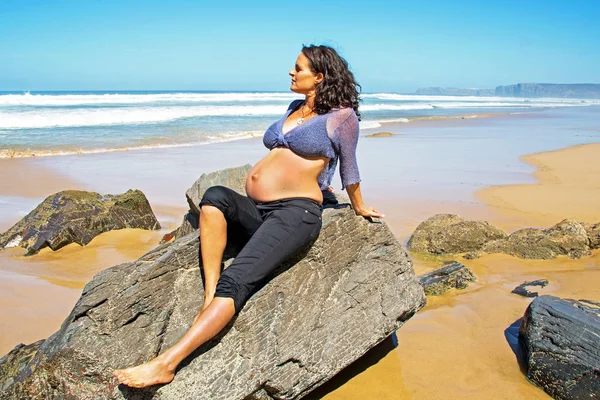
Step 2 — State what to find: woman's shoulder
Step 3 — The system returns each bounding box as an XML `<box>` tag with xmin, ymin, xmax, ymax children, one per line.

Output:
<box><xmin>326</xmin><ymin>106</ymin><xmax>358</xmax><ymax>126</ymax></box>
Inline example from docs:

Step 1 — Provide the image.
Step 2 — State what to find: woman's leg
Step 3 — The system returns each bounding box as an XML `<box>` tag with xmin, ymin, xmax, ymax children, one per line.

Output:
<box><xmin>198</xmin><ymin>204</ymin><xmax>227</xmax><ymax>311</ymax></box>
<box><xmin>113</xmin><ymin>297</ymin><xmax>235</xmax><ymax>388</ymax></box>
<box><xmin>114</xmin><ymin>186</ymin><xmax>263</xmax><ymax>387</ymax></box>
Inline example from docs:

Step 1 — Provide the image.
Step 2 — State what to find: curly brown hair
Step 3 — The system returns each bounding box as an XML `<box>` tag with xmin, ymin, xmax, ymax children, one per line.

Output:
<box><xmin>301</xmin><ymin>45</ymin><xmax>362</xmax><ymax>120</ymax></box>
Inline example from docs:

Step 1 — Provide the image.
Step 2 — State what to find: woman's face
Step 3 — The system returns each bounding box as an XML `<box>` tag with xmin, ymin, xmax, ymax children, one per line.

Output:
<box><xmin>289</xmin><ymin>53</ymin><xmax>322</xmax><ymax>95</ymax></box>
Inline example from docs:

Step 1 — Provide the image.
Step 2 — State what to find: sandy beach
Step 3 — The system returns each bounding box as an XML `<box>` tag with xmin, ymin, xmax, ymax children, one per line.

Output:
<box><xmin>0</xmin><ymin>108</ymin><xmax>598</xmax><ymax>398</ymax></box>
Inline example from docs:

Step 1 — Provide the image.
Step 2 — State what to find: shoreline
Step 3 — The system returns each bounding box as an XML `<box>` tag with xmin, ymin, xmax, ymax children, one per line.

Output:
<box><xmin>0</xmin><ymin>108</ymin><xmax>557</xmax><ymax>160</ymax></box>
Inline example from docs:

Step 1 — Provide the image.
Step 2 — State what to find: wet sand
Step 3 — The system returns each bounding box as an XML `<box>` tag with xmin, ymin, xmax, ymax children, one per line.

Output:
<box><xmin>478</xmin><ymin>143</ymin><xmax>600</xmax><ymax>231</ymax></box>
<box><xmin>0</xmin><ymin>109</ymin><xmax>598</xmax><ymax>397</ymax></box>
<box><xmin>319</xmin><ymin>142</ymin><xmax>599</xmax><ymax>399</ymax></box>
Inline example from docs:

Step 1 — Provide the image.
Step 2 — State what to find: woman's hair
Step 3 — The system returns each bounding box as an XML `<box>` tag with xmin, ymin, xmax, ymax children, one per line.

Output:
<box><xmin>301</xmin><ymin>45</ymin><xmax>361</xmax><ymax>120</ymax></box>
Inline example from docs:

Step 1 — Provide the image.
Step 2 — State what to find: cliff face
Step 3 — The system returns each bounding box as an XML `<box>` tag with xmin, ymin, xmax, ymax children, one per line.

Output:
<box><xmin>495</xmin><ymin>83</ymin><xmax>600</xmax><ymax>98</ymax></box>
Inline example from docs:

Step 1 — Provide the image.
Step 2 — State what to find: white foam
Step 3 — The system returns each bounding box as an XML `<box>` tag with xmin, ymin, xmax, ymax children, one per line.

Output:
<box><xmin>0</xmin><ymin>92</ymin><xmax>298</xmax><ymax>106</ymax></box>
<box><xmin>0</xmin><ymin>105</ymin><xmax>288</xmax><ymax>129</ymax></box>
<box><xmin>363</xmin><ymin>93</ymin><xmax>600</xmax><ymax>105</ymax></box>
<box><xmin>359</xmin><ymin>121</ymin><xmax>382</xmax><ymax>129</ymax></box>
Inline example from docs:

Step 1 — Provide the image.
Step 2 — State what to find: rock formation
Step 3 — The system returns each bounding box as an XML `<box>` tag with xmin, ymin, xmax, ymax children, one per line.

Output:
<box><xmin>418</xmin><ymin>262</ymin><xmax>476</xmax><ymax>296</ymax></box>
<box><xmin>0</xmin><ymin>192</ymin><xmax>425</xmax><ymax>399</ymax></box>
<box><xmin>482</xmin><ymin>219</ymin><xmax>594</xmax><ymax>259</ymax></box>
<box><xmin>409</xmin><ymin>215</ymin><xmax>599</xmax><ymax>260</ymax></box>
<box><xmin>519</xmin><ymin>295</ymin><xmax>600</xmax><ymax>399</ymax></box>
<box><xmin>0</xmin><ymin>190</ymin><xmax>160</xmax><ymax>256</ymax></box>
<box><xmin>407</xmin><ymin>214</ymin><xmax>507</xmax><ymax>254</ymax></box>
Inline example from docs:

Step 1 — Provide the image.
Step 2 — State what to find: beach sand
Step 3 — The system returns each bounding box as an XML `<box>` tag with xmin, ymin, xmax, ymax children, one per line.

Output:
<box><xmin>0</xmin><ymin>110</ymin><xmax>598</xmax><ymax>397</ymax></box>
<box><xmin>317</xmin><ymin>142</ymin><xmax>600</xmax><ymax>399</ymax></box>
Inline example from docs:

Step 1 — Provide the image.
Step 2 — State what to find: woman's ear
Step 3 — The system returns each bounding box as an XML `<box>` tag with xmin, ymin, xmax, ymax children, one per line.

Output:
<box><xmin>315</xmin><ymin>72</ymin><xmax>324</xmax><ymax>85</ymax></box>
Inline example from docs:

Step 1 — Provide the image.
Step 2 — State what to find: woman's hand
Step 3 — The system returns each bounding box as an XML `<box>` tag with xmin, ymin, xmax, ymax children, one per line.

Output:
<box><xmin>354</xmin><ymin>205</ymin><xmax>385</xmax><ymax>219</ymax></box>
<box><xmin>345</xmin><ymin>182</ymin><xmax>384</xmax><ymax>219</ymax></box>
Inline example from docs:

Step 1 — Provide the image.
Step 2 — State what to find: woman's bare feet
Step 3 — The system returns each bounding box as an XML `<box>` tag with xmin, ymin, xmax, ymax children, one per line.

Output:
<box><xmin>113</xmin><ymin>358</ymin><xmax>175</xmax><ymax>388</ymax></box>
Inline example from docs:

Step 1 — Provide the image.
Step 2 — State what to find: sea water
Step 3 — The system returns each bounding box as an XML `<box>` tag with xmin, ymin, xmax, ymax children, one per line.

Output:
<box><xmin>1</xmin><ymin>90</ymin><xmax>598</xmax><ymax>158</ymax></box>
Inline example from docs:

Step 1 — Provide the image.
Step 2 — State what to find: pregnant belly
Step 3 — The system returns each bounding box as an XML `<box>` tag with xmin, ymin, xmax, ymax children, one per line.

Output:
<box><xmin>246</xmin><ymin>148</ymin><xmax>327</xmax><ymax>203</ymax></box>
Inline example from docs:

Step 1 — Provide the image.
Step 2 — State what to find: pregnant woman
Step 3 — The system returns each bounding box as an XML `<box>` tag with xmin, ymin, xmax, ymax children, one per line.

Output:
<box><xmin>114</xmin><ymin>44</ymin><xmax>383</xmax><ymax>388</ymax></box>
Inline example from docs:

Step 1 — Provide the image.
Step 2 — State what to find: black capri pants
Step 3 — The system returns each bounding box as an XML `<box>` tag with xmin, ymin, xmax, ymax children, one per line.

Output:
<box><xmin>199</xmin><ymin>185</ymin><xmax>323</xmax><ymax>313</ymax></box>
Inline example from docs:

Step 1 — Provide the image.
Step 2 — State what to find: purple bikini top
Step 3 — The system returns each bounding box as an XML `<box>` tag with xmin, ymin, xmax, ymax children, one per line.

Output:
<box><xmin>263</xmin><ymin>99</ymin><xmax>361</xmax><ymax>190</ymax></box>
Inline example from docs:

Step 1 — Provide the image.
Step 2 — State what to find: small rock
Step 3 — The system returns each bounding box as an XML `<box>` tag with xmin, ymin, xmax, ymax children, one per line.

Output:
<box><xmin>365</xmin><ymin>132</ymin><xmax>394</xmax><ymax>138</ymax></box>
<box><xmin>511</xmin><ymin>279</ymin><xmax>549</xmax><ymax>298</ymax></box>
<box><xmin>418</xmin><ymin>261</ymin><xmax>477</xmax><ymax>296</ymax></box>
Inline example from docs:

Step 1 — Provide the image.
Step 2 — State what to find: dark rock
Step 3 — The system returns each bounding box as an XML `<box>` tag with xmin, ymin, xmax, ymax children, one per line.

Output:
<box><xmin>0</xmin><ymin>340</ymin><xmax>43</xmax><ymax>392</ymax></box>
<box><xmin>418</xmin><ymin>261</ymin><xmax>476</xmax><ymax>296</ymax></box>
<box><xmin>483</xmin><ymin>219</ymin><xmax>591</xmax><ymax>259</ymax></box>
<box><xmin>185</xmin><ymin>164</ymin><xmax>252</xmax><ymax>215</ymax></box>
<box><xmin>0</xmin><ymin>194</ymin><xmax>425</xmax><ymax>399</ymax></box>
<box><xmin>462</xmin><ymin>251</ymin><xmax>483</xmax><ymax>260</ymax></box>
<box><xmin>408</xmin><ymin>214</ymin><xmax>507</xmax><ymax>255</ymax></box>
<box><xmin>519</xmin><ymin>295</ymin><xmax>600</xmax><ymax>399</ymax></box>
<box><xmin>0</xmin><ymin>190</ymin><xmax>160</xmax><ymax>256</ymax></box>
<box><xmin>511</xmin><ymin>279</ymin><xmax>549</xmax><ymax>298</ymax></box>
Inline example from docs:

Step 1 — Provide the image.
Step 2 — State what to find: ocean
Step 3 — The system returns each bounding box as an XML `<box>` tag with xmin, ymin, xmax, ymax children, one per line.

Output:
<box><xmin>0</xmin><ymin>90</ymin><xmax>598</xmax><ymax>158</ymax></box>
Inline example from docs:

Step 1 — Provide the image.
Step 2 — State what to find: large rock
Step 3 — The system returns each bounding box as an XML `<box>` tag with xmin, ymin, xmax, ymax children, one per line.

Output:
<box><xmin>0</xmin><ymin>190</ymin><xmax>160</xmax><ymax>256</ymax></box>
<box><xmin>418</xmin><ymin>262</ymin><xmax>476</xmax><ymax>296</ymax></box>
<box><xmin>0</xmin><ymin>194</ymin><xmax>425</xmax><ymax>399</ymax></box>
<box><xmin>519</xmin><ymin>295</ymin><xmax>600</xmax><ymax>400</ymax></box>
<box><xmin>483</xmin><ymin>219</ymin><xmax>592</xmax><ymax>259</ymax></box>
<box><xmin>161</xmin><ymin>164</ymin><xmax>253</xmax><ymax>243</ymax></box>
<box><xmin>407</xmin><ymin>214</ymin><xmax>507</xmax><ymax>254</ymax></box>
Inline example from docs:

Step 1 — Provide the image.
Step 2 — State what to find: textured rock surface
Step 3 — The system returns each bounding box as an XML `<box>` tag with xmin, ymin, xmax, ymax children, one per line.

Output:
<box><xmin>0</xmin><ymin>195</ymin><xmax>425</xmax><ymax>400</ymax></box>
<box><xmin>161</xmin><ymin>164</ymin><xmax>252</xmax><ymax>243</ymax></box>
<box><xmin>407</xmin><ymin>214</ymin><xmax>507</xmax><ymax>254</ymax></box>
<box><xmin>418</xmin><ymin>262</ymin><xmax>476</xmax><ymax>296</ymax></box>
<box><xmin>483</xmin><ymin>219</ymin><xmax>592</xmax><ymax>259</ymax></box>
<box><xmin>511</xmin><ymin>279</ymin><xmax>549</xmax><ymax>298</ymax></box>
<box><xmin>410</xmin><ymin>215</ymin><xmax>599</xmax><ymax>260</ymax></box>
<box><xmin>0</xmin><ymin>340</ymin><xmax>43</xmax><ymax>392</ymax></box>
<box><xmin>185</xmin><ymin>164</ymin><xmax>252</xmax><ymax>215</ymax></box>
<box><xmin>584</xmin><ymin>222</ymin><xmax>600</xmax><ymax>249</ymax></box>
<box><xmin>0</xmin><ymin>190</ymin><xmax>160</xmax><ymax>256</ymax></box>
<box><xmin>519</xmin><ymin>295</ymin><xmax>600</xmax><ymax>400</ymax></box>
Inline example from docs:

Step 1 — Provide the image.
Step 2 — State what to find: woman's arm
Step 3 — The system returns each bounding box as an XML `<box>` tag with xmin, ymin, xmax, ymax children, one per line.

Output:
<box><xmin>346</xmin><ymin>182</ymin><xmax>384</xmax><ymax>218</ymax></box>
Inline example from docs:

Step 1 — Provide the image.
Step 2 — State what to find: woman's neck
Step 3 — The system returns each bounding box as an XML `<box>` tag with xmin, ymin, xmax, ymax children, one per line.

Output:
<box><xmin>303</xmin><ymin>94</ymin><xmax>315</xmax><ymax>111</ymax></box>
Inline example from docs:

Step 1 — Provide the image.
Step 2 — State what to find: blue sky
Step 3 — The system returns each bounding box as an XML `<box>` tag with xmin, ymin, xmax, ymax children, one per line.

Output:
<box><xmin>1</xmin><ymin>0</ymin><xmax>599</xmax><ymax>92</ymax></box>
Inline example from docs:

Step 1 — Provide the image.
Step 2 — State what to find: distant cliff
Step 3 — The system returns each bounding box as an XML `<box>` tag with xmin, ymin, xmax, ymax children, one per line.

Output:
<box><xmin>415</xmin><ymin>83</ymin><xmax>600</xmax><ymax>98</ymax></box>
<box><xmin>494</xmin><ymin>83</ymin><xmax>600</xmax><ymax>98</ymax></box>
<box><xmin>415</xmin><ymin>87</ymin><xmax>495</xmax><ymax>96</ymax></box>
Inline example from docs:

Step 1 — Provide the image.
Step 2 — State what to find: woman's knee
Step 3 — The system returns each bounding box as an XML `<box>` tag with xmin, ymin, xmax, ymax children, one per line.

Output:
<box><xmin>199</xmin><ymin>186</ymin><xmax>233</xmax><ymax>214</ymax></box>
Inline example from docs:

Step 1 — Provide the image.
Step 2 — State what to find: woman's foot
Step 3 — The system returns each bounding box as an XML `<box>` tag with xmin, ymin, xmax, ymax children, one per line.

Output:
<box><xmin>113</xmin><ymin>358</ymin><xmax>175</xmax><ymax>388</ymax></box>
